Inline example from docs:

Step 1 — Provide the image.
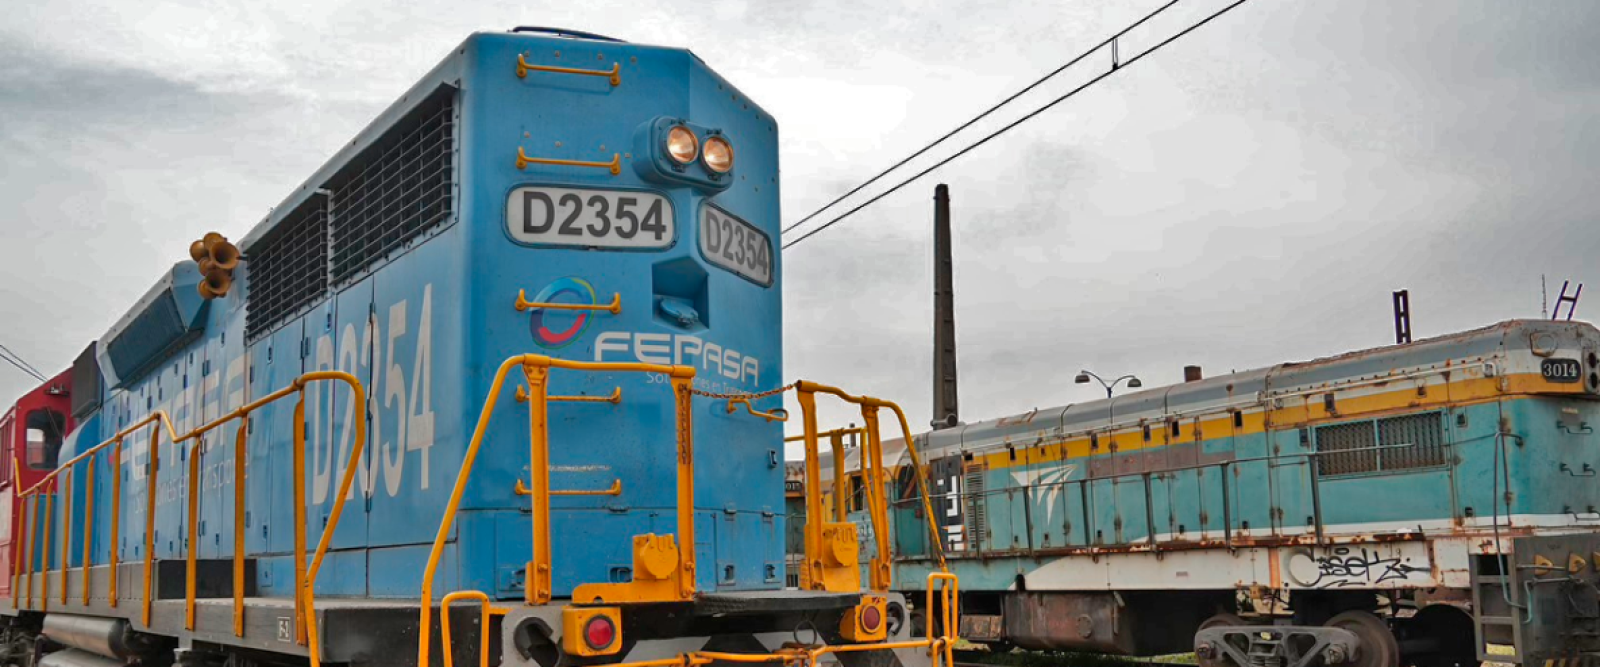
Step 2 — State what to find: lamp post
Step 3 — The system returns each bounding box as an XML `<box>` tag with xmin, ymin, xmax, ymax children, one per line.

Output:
<box><xmin>1075</xmin><ymin>370</ymin><xmax>1142</xmax><ymax>398</ymax></box>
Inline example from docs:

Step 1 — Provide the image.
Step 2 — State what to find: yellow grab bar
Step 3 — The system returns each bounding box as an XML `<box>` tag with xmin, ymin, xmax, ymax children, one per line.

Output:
<box><xmin>516</xmin><ymin>147</ymin><xmax>622</xmax><ymax>176</ymax></box>
<box><xmin>515</xmin><ymin>478</ymin><xmax>623</xmax><ymax>497</ymax></box>
<box><xmin>439</xmin><ymin>590</ymin><xmax>511</xmax><ymax>667</ymax></box>
<box><xmin>726</xmin><ymin>397</ymin><xmax>787</xmax><ymax>423</ymax></box>
<box><xmin>516</xmin><ymin>54</ymin><xmax>621</xmax><ymax>86</ymax></box>
<box><xmin>515</xmin><ymin>289</ymin><xmax>621</xmax><ymax>314</ymax></box>
<box><xmin>516</xmin><ymin>385</ymin><xmax>622</xmax><ymax>404</ymax></box>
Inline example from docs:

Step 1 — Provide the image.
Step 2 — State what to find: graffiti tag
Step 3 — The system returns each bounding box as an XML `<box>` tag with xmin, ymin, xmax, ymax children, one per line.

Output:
<box><xmin>1286</xmin><ymin>546</ymin><xmax>1430</xmax><ymax>589</ymax></box>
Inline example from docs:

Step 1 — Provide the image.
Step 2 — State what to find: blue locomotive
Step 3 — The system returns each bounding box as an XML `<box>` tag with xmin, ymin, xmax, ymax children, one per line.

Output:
<box><xmin>0</xmin><ymin>28</ymin><xmax>949</xmax><ymax>667</ymax></box>
<box><xmin>817</xmin><ymin>320</ymin><xmax>1600</xmax><ymax>667</ymax></box>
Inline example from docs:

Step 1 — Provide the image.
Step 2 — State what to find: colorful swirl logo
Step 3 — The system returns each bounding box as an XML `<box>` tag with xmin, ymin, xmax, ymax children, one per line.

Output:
<box><xmin>527</xmin><ymin>277</ymin><xmax>598</xmax><ymax>349</ymax></box>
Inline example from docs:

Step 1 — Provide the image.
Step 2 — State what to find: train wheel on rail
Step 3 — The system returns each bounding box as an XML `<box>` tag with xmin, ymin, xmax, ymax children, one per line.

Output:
<box><xmin>1325</xmin><ymin>610</ymin><xmax>1400</xmax><ymax>667</ymax></box>
<box><xmin>1195</xmin><ymin>612</ymin><xmax>1248</xmax><ymax>667</ymax></box>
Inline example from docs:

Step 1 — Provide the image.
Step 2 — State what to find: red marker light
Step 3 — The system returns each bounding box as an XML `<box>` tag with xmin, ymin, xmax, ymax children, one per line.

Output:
<box><xmin>861</xmin><ymin>605</ymin><xmax>882</xmax><ymax>632</ymax></box>
<box><xmin>585</xmin><ymin>615</ymin><xmax>617</xmax><ymax>649</ymax></box>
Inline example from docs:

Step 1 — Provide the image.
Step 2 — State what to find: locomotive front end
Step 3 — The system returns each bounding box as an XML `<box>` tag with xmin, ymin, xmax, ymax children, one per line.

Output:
<box><xmin>428</xmin><ymin>29</ymin><xmax>937</xmax><ymax>667</ymax></box>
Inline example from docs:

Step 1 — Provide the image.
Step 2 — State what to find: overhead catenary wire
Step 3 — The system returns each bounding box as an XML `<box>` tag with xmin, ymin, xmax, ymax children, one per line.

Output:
<box><xmin>0</xmin><ymin>342</ymin><xmax>46</xmax><ymax>381</ymax></box>
<box><xmin>779</xmin><ymin>0</ymin><xmax>1184</xmax><ymax>238</ymax></box>
<box><xmin>782</xmin><ymin>0</ymin><xmax>1254</xmax><ymax>251</ymax></box>
<box><xmin>0</xmin><ymin>349</ymin><xmax>47</xmax><ymax>383</ymax></box>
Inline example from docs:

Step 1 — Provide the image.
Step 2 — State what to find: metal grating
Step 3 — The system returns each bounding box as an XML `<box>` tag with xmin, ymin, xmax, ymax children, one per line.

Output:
<box><xmin>245</xmin><ymin>196</ymin><xmax>329</xmax><ymax>339</ymax></box>
<box><xmin>963</xmin><ymin>466</ymin><xmax>987</xmax><ymax>550</ymax></box>
<box><xmin>1378</xmin><ymin>412</ymin><xmax>1448</xmax><ymax>471</ymax></box>
<box><xmin>1315</xmin><ymin>420</ymin><xmax>1379</xmax><ymax>476</ymax></box>
<box><xmin>1316</xmin><ymin>411</ymin><xmax>1447</xmax><ymax>477</ymax></box>
<box><xmin>327</xmin><ymin>86</ymin><xmax>456</xmax><ymax>282</ymax></box>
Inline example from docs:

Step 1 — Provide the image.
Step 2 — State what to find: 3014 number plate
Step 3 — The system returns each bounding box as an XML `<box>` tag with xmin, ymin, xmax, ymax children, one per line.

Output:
<box><xmin>1542</xmin><ymin>358</ymin><xmax>1582</xmax><ymax>383</ymax></box>
<box><xmin>700</xmin><ymin>206</ymin><xmax>773</xmax><ymax>286</ymax></box>
<box><xmin>506</xmin><ymin>187</ymin><xmax>674</xmax><ymax>249</ymax></box>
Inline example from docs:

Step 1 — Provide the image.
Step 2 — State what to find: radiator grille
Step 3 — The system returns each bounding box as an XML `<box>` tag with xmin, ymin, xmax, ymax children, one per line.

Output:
<box><xmin>245</xmin><ymin>197</ymin><xmax>328</xmax><ymax>339</ymax></box>
<box><xmin>1316</xmin><ymin>411</ymin><xmax>1447</xmax><ymax>477</ymax></box>
<box><xmin>328</xmin><ymin>86</ymin><xmax>456</xmax><ymax>282</ymax></box>
<box><xmin>963</xmin><ymin>466</ymin><xmax>988</xmax><ymax>550</ymax></box>
<box><xmin>1314</xmin><ymin>421</ymin><xmax>1378</xmax><ymax>475</ymax></box>
<box><xmin>1378</xmin><ymin>412</ymin><xmax>1448</xmax><ymax>470</ymax></box>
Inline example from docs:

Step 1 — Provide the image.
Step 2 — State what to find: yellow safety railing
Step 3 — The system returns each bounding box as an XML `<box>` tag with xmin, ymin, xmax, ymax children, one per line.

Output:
<box><xmin>783</xmin><ymin>428</ymin><xmax>863</xmax><ymax>523</ymax></box>
<box><xmin>8</xmin><ymin>371</ymin><xmax>366</xmax><ymax>667</ymax></box>
<box><xmin>418</xmin><ymin>355</ymin><xmax>698</xmax><ymax>667</ymax></box>
<box><xmin>793</xmin><ymin>381</ymin><xmax>946</xmax><ymax>592</ymax></box>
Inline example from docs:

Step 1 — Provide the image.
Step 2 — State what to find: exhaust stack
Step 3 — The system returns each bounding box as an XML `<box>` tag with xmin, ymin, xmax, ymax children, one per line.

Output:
<box><xmin>932</xmin><ymin>184</ymin><xmax>960</xmax><ymax>430</ymax></box>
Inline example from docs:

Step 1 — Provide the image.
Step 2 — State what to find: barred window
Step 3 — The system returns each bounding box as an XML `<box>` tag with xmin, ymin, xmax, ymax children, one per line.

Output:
<box><xmin>1315</xmin><ymin>412</ymin><xmax>1447</xmax><ymax>477</ymax></box>
<box><xmin>328</xmin><ymin>85</ymin><xmax>456</xmax><ymax>282</ymax></box>
<box><xmin>245</xmin><ymin>196</ymin><xmax>328</xmax><ymax>339</ymax></box>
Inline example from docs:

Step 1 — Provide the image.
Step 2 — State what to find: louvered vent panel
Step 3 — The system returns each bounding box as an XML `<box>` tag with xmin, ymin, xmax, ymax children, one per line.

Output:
<box><xmin>1378</xmin><ymin>412</ymin><xmax>1448</xmax><ymax>471</ymax></box>
<box><xmin>1315</xmin><ymin>421</ymin><xmax>1378</xmax><ymax>476</ymax></box>
<box><xmin>328</xmin><ymin>86</ymin><xmax>456</xmax><ymax>282</ymax></box>
<box><xmin>245</xmin><ymin>197</ymin><xmax>328</xmax><ymax>339</ymax></box>
<box><xmin>963</xmin><ymin>466</ymin><xmax>988</xmax><ymax>550</ymax></box>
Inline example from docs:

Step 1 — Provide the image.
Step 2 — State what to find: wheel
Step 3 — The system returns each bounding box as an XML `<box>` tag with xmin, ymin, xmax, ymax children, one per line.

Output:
<box><xmin>1196</xmin><ymin>612</ymin><xmax>1248</xmax><ymax>667</ymax></box>
<box><xmin>1326</xmin><ymin>610</ymin><xmax>1401</xmax><ymax>667</ymax></box>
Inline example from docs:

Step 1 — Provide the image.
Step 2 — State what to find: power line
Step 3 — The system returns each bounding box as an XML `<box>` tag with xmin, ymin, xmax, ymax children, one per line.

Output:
<box><xmin>780</xmin><ymin>0</ymin><xmax>1184</xmax><ymax>238</ymax></box>
<box><xmin>782</xmin><ymin>0</ymin><xmax>1255</xmax><ymax>251</ymax></box>
<box><xmin>0</xmin><ymin>342</ymin><xmax>45</xmax><ymax>380</ymax></box>
<box><xmin>0</xmin><ymin>350</ymin><xmax>46</xmax><ymax>383</ymax></box>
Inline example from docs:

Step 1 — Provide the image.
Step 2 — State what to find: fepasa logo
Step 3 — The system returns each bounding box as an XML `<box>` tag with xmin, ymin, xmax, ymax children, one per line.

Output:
<box><xmin>527</xmin><ymin>277</ymin><xmax>598</xmax><ymax>349</ymax></box>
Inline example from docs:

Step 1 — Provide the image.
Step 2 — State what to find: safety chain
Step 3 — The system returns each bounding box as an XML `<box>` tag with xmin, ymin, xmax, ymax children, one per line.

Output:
<box><xmin>687</xmin><ymin>381</ymin><xmax>796</xmax><ymax>401</ymax></box>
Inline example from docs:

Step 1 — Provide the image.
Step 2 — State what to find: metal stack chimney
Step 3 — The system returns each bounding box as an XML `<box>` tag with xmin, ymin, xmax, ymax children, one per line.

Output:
<box><xmin>933</xmin><ymin>184</ymin><xmax>960</xmax><ymax>430</ymax></box>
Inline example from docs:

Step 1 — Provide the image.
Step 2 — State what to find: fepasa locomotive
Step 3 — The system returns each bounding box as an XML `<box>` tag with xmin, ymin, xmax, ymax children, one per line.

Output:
<box><xmin>0</xmin><ymin>28</ymin><xmax>956</xmax><ymax>667</ymax></box>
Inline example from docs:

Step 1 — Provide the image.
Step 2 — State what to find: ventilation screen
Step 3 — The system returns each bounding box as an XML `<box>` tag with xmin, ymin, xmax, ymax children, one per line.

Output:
<box><xmin>1316</xmin><ymin>411</ymin><xmax>1447</xmax><ymax>477</ymax></box>
<box><xmin>963</xmin><ymin>466</ymin><xmax>988</xmax><ymax>549</ymax></box>
<box><xmin>328</xmin><ymin>85</ymin><xmax>456</xmax><ymax>282</ymax></box>
<box><xmin>245</xmin><ymin>196</ymin><xmax>329</xmax><ymax>339</ymax></box>
<box><xmin>1377</xmin><ymin>412</ymin><xmax>1448</xmax><ymax>471</ymax></box>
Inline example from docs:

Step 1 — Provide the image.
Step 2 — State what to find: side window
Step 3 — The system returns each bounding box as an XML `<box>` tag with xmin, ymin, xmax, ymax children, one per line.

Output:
<box><xmin>24</xmin><ymin>409</ymin><xmax>66</xmax><ymax>471</ymax></box>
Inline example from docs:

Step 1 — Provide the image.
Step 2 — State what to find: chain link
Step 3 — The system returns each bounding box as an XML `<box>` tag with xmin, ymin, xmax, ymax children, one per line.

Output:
<box><xmin>688</xmin><ymin>381</ymin><xmax>796</xmax><ymax>401</ymax></box>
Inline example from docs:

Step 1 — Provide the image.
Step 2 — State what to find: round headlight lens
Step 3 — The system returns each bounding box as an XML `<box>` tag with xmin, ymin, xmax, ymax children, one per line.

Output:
<box><xmin>666</xmin><ymin>126</ymin><xmax>698</xmax><ymax>164</ymax></box>
<box><xmin>703</xmin><ymin>136</ymin><xmax>734</xmax><ymax>173</ymax></box>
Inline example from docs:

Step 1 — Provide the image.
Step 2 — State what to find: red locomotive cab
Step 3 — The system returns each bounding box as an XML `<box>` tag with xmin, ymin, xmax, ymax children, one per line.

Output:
<box><xmin>0</xmin><ymin>369</ymin><xmax>72</xmax><ymax>599</ymax></box>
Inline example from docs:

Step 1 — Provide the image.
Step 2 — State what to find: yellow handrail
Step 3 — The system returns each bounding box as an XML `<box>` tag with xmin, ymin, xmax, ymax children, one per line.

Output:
<box><xmin>439</xmin><ymin>590</ymin><xmax>511</xmax><ymax>667</ymax></box>
<box><xmin>515</xmin><ymin>54</ymin><xmax>622</xmax><ymax>86</ymax></box>
<box><xmin>9</xmin><ymin>371</ymin><xmax>365</xmax><ymax>667</ymax></box>
<box><xmin>80</xmin><ymin>452</ymin><xmax>95</xmax><ymax>606</ymax></box>
<box><xmin>417</xmin><ymin>355</ymin><xmax>697</xmax><ymax>667</ymax></box>
<box><xmin>514</xmin><ymin>289</ymin><xmax>622</xmax><ymax>314</ymax></box>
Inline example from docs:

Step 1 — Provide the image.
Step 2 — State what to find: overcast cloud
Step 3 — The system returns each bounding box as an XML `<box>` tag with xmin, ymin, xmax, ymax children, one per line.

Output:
<box><xmin>1</xmin><ymin>1</ymin><xmax>1596</xmax><ymax>454</ymax></box>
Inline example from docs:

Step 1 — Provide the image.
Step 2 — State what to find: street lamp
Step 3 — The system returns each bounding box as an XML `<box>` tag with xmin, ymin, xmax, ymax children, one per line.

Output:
<box><xmin>1075</xmin><ymin>370</ymin><xmax>1142</xmax><ymax>398</ymax></box>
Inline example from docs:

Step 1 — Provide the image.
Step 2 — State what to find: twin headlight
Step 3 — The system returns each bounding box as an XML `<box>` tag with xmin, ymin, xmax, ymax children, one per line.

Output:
<box><xmin>664</xmin><ymin>125</ymin><xmax>733</xmax><ymax>174</ymax></box>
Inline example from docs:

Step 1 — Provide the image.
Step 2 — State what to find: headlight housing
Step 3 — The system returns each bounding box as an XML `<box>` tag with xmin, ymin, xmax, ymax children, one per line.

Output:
<box><xmin>666</xmin><ymin>125</ymin><xmax>698</xmax><ymax>164</ymax></box>
<box><xmin>703</xmin><ymin>136</ymin><xmax>734</xmax><ymax>173</ymax></box>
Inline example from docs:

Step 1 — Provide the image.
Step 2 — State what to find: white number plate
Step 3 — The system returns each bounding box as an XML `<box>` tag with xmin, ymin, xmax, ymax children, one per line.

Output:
<box><xmin>700</xmin><ymin>206</ymin><xmax>773</xmax><ymax>286</ymax></box>
<box><xmin>506</xmin><ymin>187</ymin><xmax>674</xmax><ymax>249</ymax></box>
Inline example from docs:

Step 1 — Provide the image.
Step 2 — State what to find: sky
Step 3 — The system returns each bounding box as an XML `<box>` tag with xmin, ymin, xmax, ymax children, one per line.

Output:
<box><xmin>1</xmin><ymin>0</ymin><xmax>1596</xmax><ymax>455</ymax></box>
